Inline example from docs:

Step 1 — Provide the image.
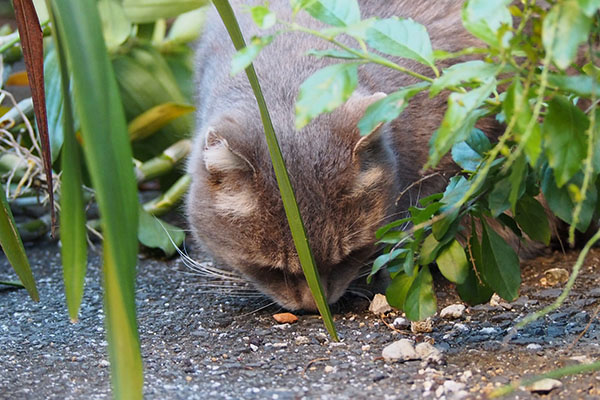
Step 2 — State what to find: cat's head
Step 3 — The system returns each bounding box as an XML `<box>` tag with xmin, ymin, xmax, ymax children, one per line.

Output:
<box><xmin>186</xmin><ymin>92</ymin><xmax>400</xmax><ymax>310</ymax></box>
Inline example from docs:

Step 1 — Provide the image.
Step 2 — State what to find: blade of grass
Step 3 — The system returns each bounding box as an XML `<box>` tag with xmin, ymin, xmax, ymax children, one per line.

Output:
<box><xmin>212</xmin><ymin>0</ymin><xmax>338</xmax><ymax>341</ymax></box>
<box><xmin>51</xmin><ymin>16</ymin><xmax>88</xmax><ymax>322</ymax></box>
<box><xmin>46</xmin><ymin>0</ymin><xmax>142</xmax><ymax>398</ymax></box>
<box><xmin>0</xmin><ymin>185</ymin><xmax>38</xmax><ymax>301</ymax></box>
<box><xmin>12</xmin><ymin>0</ymin><xmax>55</xmax><ymax>234</ymax></box>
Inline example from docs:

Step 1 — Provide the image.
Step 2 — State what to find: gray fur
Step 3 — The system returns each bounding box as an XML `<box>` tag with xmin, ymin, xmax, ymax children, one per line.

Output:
<box><xmin>187</xmin><ymin>1</ymin><xmax>488</xmax><ymax>310</ymax></box>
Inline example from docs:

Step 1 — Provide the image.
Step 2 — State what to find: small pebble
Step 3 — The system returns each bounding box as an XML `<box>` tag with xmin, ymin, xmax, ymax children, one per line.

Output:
<box><xmin>369</xmin><ymin>294</ymin><xmax>392</xmax><ymax>314</ymax></box>
<box><xmin>411</xmin><ymin>318</ymin><xmax>434</xmax><ymax>333</ymax></box>
<box><xmin>526</xmin><ymin>378</ymin><xmax>562</xmax><ymax>394</ymax></box>
<box><xmin>542</xmin><ymin>268</ymin><xmax>569</xmax><ymax>286</ymax></box>
<box><xmin>295</xmin><ymin>336</ymin><xmax>310</xmax><ymax>345</ymax></box>
<box><xmin>249</xmin><ymin>344</ymin><xmax>258</xmax><ymax>352</ymax></box>
<box><xmin>382</xmin><ymin>339</ymin><xmax>418</xmax><ymax>362</ymax></box>
<box><xmin>526</xmin><ymin>343</ymin><xmax>542</xmax><ymax>351</ymax></box>
<box><xmin>459</xmin><ymin>370</ymin><xmax>472</xmax><ymax>383</ymax></box>
<box><xmin>479</xmin><ymin>327</ymin><xmax>497</xmax><ymax>335</ymax></box>
<box><xmin>440</xmin><ymin>304</ymin><xmax>465</xmax><ymax>319</ymax></box>
<box><xmin>324</xmin><ymin>365</ymin><xmax>334</xmax><ymax>373</ymax></box>
<box><xmin>393</xmin><ymin>317</ymin><xmax>410</xmax><ymax>329</ymax></box>
<box><xmin>415</xmin><ymin>342</ymin><xmax>444</xmax><ymax>364</ymax></box>
<box><xmin>272</xmin><ymin>313</ymin><xmax>298</xmax><ymax>324</ymax></box>
<box><xmin>361</xmin><ymin>344</ymin><xmax>371</xmax><ymax>351</ymax></box>
<box><xmin>443</xmin><ymin>380</ymin><xmax>466</xmax><ymax>393</ymax></box>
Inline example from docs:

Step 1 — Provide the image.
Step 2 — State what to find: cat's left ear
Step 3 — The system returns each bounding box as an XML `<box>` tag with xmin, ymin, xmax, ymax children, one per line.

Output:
<box><xmin>343</xmin><ymin>92</ymin><xmax>388</xmax><ymax>160</ymax></box>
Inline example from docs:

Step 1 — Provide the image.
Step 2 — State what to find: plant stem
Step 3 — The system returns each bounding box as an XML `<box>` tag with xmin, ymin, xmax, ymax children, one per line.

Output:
<box><xmin>142</xmin><ymin>173</ymin><xmax>191</xmax><ymax>216</ymax></box>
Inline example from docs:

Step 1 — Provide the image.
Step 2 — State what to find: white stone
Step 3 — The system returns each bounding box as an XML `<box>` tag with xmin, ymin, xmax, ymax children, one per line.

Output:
<box><xmin>382</xmin><ymin>339</ymin><xmax>418</xmax><ymax>362</ymax></box>
<box><xmin>440</xmin><ymin>304</ymin><xmax>466</xmax><ymax>319</ymax></box>
<box><xmin>369</xmin><ymin>294</ymin><xmax>392</xmax><ymax>314</ymax></box>
<box><xmin>324</xmin><ymin>365</ymin><xmax>335</xmax><ymax>373</ymax></box>
<box><xmin>443</xmin><ymin>380</ymin><xmax>466</xmax><ymax>393</ymax></box>
<box><xmin>526</xmin><ymin>378</ymin><xmax>563</xmax><ymax>393</ymax></box>
<box><xmin>415</xmin><ymin>342</ymin><xmax>443</xmax><ymax>363</ymax></box>
<box><xmin>295</xmin><ymin>336</ymin><xmax>310</xmax><ymax>345</ymax></box>
<box><xmin>526</xmin><ymin>343</ymin><xmax>542</xmax><ymax>351</ymax></box>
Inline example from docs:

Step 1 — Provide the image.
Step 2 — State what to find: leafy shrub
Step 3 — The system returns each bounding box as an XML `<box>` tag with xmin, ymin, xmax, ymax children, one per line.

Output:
<box><xmin>237</xmin><ymin>0</ymin><xmax>600</xmax><ymax>320</ymax></box>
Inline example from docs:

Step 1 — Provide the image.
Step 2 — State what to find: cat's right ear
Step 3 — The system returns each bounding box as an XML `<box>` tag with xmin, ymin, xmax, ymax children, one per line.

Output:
<box><xmin>203</xmin><ymin>129</ymin><xmax>256</xmax><ymax>175</ymax></box>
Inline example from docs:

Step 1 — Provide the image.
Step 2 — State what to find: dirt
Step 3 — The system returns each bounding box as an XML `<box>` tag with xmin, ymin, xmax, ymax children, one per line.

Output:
<box><xmin>0</xmin><ymin>241</ymin><xmax>599</xmax><ymax>399</ymax></box>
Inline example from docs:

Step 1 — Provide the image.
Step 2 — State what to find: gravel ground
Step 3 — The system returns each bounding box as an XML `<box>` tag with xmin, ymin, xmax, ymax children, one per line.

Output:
<box><xmin>1</xmin><ymin>241</ymin><xmax>600</xmax><ymax>399</ymax></box>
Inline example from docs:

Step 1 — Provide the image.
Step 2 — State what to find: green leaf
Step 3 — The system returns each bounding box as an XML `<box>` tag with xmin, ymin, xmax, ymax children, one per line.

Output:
<box><xmin>503</xmin><ymin>80</ymin><xmax>541</xmax><ymax>165</ymax></box>
<box><xmin>164</xmin><ymin>8</ymin><xmax>207</xmax><ymax>44</ymax></box>
<box><xmin>456</xmin><ymin>263</ymin><xmax>494</xmax><ymax>305</ymax></box>
<box><xmin>300</xmin><ymin>0</ymin><xmax>360</xmax><ymax>27</ymax></box>
<box><xmin>0</xmin><ymin>186</ymin><xmax>38</xmax><ymax>301</ymax></box>
<box><xmin>404</xmin><ymin>266</ymin><xmax>437</xmax><ymax>321</ymax></box>
<box><xmin>452</xmin><ymin>140</ymin><xmax>483</xmax><ymax>171</ymax></box>
<box><xmin>357</xmin><ymin>82</ymin><xmax>428</xmax><ymax>135</ymax></box>
<box><xmin>98</xmin><ymin>0</ymin><xmax>131</xmax><ymax>52</ymax></box>
<box><xmin>480</xmin><ymin>219</ymin><xmax>521</xmax><ymax>301</ymax></box>
<box><xmin>462</xmin><ymin>0</ymin><xmax>513</xmax><ymax>48</ymax></box>
<box><xmin>420</xmin><ymin>233</ymin><xmax>440</xmax><ymax>265</ymax></box>
<box><xmin>231</xmin><ymin>35</ymin><xmax>274</xmax><ymax>76</ymax></box>
<box><xmin>542</xmin><ymin>96</ymin><xmax>589</xmax><ymax>188</ymax></box>
<box><xmin>370</xmin><ymin>248</ymin><xmax>408</xmax><ymax>277</ymax></box>
<box><xmin>428</xmin><ymin>80</ymin><xmax>494</xmax><ymax>167</ymax></box>
<box><xmin>122</xmin><ymin>0</ymin><xmax>209</xmax><ymax>23</ymax></box>
<box><xmin>578</xmin><ymin>0</ymin><xmax>600</xmax><ymax>16</ymax></box>
<box><xmin>436</xmin><ymin>239</ymin><xmax>469</xmax><ymax>284</ymax></box>
<box><xmin>488</xmin><ymin>176</ymin><xmax>512</xmax><ymax>217</ymax></box>
<box><xmin>375</xmin><ymin>217</ymin><xmax>410</xmax><ymax>239</ymax></box>
<box><xmin>541</xmin><ymin>168</ymin><xmax>597</xmax><ymax>232</ymax></box>
<box><xmin>440</xmin><ymin>176</ymin><xmax>471</xmax><ymax>212</ymax></box>
<box><xmin>295</xmin><ymin>62</ymin><xmax>359</xmax><ymax>129</ymax></box>
<box><xmin>386</xmin><ymin>271</ymin><xmax>416</xmax><ymax>309</ymax></box>
<box><xmin>366</xmin><ymin>18</ymin><xmax>434</xmax><ymax>68</ymax></box>
<box><xmin>508</xmin><ymin>154</ymin><xmax>527</xmax><ymax>212</ymax></box>
<box><xmin>514</xmin><ymin>195</ymin><xmax>551</xmax><ymax>245</ymax></box>
<box><xmin>213</xmin><ymin>0</ymin><xmax>338</xmax><ymax>340</ymax></box>
<box><xmin>43</xmin><ymin>46</ymin><xmax>69</xmax><ymax>162</ymax></box>
<box><xmin>128</xmin><ymin>102</ymin><xmax>195</xmax><ymax>142</ymax></box>
<box><xmin>547</xmin><ymin>74</ymin><xmax>600</xmax><ymax>98</ymax></box>
<box><xmin>47</xmin><ymin>1</ymin><xmax>142</xmax><ymax>397</ymax></box>
<box><xmin>430</xmin><ymin>61</ymin><xmax>499</xmax><ymax>97</ymax></box>
<box><xmin>53</xmin><ymin>31</ymin><xmax>88</xmax><ymax>321</ymax></box>
<box><xmin>410</xmin><ymin>202</ymin><xmax>443</xmax><ymax>225</ymax></box>
<box><xmin>542</xmin><ymin>1</ymin><xmax>592</xmax><ymax>70</ymax></box>
<box><xmin>248</xmin><ymin>5</ymin><xmax>276</xmax><ymax>29</ymax></box>
<box><xmin>112</xmin><ymin>45</ymin><xmax>193</xmax><ymax>160</ymax></box>
<box><xmin>138</xmin><ymin>209</ymin><xmax>185</xmax><ymax>257</ymax></box>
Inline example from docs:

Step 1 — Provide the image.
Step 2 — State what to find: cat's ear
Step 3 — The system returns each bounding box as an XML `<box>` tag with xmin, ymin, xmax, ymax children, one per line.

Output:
<box><xmin>352</xmin><ymin>126</ymin><xmax>385</xmax><ymax>161</ymax></box>
<box><xmin>343</xmin><ymin>91</ymin><xmax>387</xmax><ymax>120</ymax></box>
<box><xmin>203</xmin><ymin>129</ymin><xmax>256</xmax><ymax>175</ymax></box>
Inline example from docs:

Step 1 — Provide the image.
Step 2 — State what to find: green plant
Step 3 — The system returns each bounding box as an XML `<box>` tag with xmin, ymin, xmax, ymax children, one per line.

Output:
<box><xmin>0</xmin><ymin>0</ymin><xmax>209</xmax><ymax>398</ymax></box>
<box><xmin>234</xmin><ymin>0</ymin><xmax>600</xmax><ymax>321</ymax></box>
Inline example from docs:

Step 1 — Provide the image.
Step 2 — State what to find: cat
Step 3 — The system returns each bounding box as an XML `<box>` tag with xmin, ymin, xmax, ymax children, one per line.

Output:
<box><xmin>187</xmin><ymin>0</ymin><xmax>499</xmax><ymax>311</ymax></box>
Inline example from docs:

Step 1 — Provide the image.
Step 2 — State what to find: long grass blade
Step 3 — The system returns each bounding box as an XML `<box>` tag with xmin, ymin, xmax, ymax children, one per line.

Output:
<box><xmin>12</xmin><ymin>0</ymin><xmax>55</xmax><ymax>234</ymax></box>
<box><xmin>46</xmin><ymin>0</ymin><xmax>142</xmax><ymax>398</ymax></box>
<box><xmin>0</xmin><ymin>186</ymin><xmax>38</xmax><ymax>301</ymax></box>
<box><xmin>212</xmin><ymin>0</ymin><xmax>338</xmax><ymax>341</ymax></box>
<box><xmin>50</xmin><ymin>19</ymin><xmax>88</xmax><ymax>322</ymax></box>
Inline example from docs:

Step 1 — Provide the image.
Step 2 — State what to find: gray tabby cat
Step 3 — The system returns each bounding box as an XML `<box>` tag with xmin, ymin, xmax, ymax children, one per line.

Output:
<box><xmin>187</xmin><ymin>0</ymin><xmax>493</xmax><ymax>310</ymax></box>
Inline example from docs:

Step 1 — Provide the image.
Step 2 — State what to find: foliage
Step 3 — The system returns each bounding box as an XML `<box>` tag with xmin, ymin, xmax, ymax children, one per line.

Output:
<box><xmin>0</xmin><ymin>0</ymin><xmax>209</xmax><ymax>398</ymax></box>
<box><xmin>239</xmin><ymin>0</ymin><xmax>600</xmax><ymax>321</ymax></box>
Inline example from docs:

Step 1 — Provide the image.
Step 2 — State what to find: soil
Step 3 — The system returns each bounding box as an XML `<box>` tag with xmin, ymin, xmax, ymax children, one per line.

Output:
<box><xmin>0</xmin><ymin>241</ymin><xmax>599</xmax><ymax>399</ymax></box>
